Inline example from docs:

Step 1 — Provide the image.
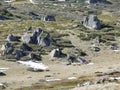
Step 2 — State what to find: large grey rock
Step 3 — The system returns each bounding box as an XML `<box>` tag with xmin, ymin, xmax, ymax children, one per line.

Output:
<box><xmin>31</xmin><ymin>28</ymin><xmax>51</xmax><ymax>46</ymax></box>
<box><xmin>21</xmin><ymin>33</ymin><xmax>31</xmax><ymax>43</ymax></box>
<box><xmin>7</xmin><ymin>34</ymin><xmax>18</xmax><ymax>42</ymax></box>
<box><xmin>13</xmin><ymin>50</ymin><xmax>24</xmax><ymax>60</ymax></box>
<box><xmin>21</xmin><ymin>28</ymin><xmax>51</xmax><ymax>46</ymax></box>
<box><xmin>1</xmin><ymin>42</ymin><xmax>14</xmax><ymax>55</ymax></box>
<box><xmin>82</xmin><ymin>14</ymin><xmax>101</xmax><ymax>30</ymax></box>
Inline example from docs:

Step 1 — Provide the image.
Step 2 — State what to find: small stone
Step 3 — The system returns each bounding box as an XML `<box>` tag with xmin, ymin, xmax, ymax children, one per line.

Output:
<box><xmin>76</xmin><ymin>56</ymin><xmax>89</xmax><ymax>64</ymax></box>
<box><xmin>50</xmin><ymin>48</ymin><xmax>62</xmax><ymax>58</ymax></box>
<box><xmin>42</xmin><ymin>15</ymin><xmax>56</xmax><ymax>21</ymax></box>
<box><xmin>96</xmin><ymin>77</ymin><xmax>106</xmax><ymax>84</ymax></box>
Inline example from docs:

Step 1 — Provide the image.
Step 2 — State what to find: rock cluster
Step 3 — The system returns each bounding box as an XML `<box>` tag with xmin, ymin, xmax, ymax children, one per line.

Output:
<box><xmin>1</xmin><ymin>41</ymin><xmax>24</xmax><ymax>60</ymax></box>
<box><xmin>1</xmin><ymin>28</ymin><xmax>51</xmax><ymax>60</ymax></box>
<box><xmin>22</xmin><ymin>28</ymin><xmax>52</xmax><ymax>46</ymax></box>
<box><xmin>82</xmin><ymin>14</ymin><xmax>101</xmax><ymax>30</ymax></box>
<box><xmin>1</xmin><ymin>27</ymin><xmax>89</xmax><ymax>65</ymax></box>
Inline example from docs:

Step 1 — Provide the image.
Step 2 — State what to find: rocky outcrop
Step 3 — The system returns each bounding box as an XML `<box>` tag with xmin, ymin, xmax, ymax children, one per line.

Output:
<box><xmin>1</xmin><ymin>27</ymin><xmax>52</xmax><ymax>60</ymax></box>
<box><xmin>30</xmin><ymin>28</ymin><xmax>43</xmax><ymax>44</ymax></box>
<box><xmin>30</xmin><ymin>28</ymin><xmax>52</xmax><ymax>46</ymax></box>
<box><xmin>82</xmin><ymin>14</ymin><xmax>101</xmax><ymax>30</ymax></box>
<box><xmin>21</xmin><ymin>28</ymin><xmax>52</xmax><ymax>46</ymax></box>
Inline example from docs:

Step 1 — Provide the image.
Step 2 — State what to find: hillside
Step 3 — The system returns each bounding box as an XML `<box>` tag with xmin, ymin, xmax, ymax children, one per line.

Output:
<box><xmin>0</xmin><ymin>0</ymin><xmax>120</xmax><ymax>90</ymax></box>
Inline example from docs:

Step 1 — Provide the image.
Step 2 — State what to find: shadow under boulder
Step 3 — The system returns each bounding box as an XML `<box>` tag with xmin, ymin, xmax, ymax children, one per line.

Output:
<box><xmin>20</xmin><ymin>43</ymin><xmax>33</xmax><ymax>52</ymax></box>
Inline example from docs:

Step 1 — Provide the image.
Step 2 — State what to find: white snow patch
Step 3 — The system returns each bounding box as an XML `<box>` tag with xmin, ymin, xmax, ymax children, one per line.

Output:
<box><xmin>17</xmin><ymin>61</ymin><xmax>48</xmax><ymax>71</ymax></box>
